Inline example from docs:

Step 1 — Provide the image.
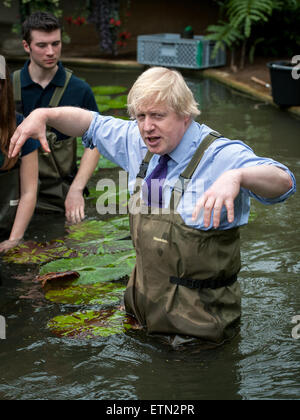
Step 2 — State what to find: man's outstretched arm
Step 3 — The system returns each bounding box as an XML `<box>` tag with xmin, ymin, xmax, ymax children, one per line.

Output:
<box><xmin>9</xmin><ymin>107</ymin><xmax>94</xmax><ymax>158</ymax></box>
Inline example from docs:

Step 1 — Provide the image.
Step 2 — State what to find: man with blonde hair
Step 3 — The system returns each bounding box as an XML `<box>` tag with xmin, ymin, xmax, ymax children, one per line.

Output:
<box><xmin>9</xmin><ymin>67</ymin><xmax>296</xmax><ymax>345</ymax></box>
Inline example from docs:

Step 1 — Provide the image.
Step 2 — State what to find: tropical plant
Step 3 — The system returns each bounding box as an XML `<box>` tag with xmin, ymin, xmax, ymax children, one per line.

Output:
<box><xmin>206</xmin><ymin>0</ymin><xmax>300</xmax><ymax>71</ymax></box>
<box><xmin>87</xmin><ymin>0</ymin><xmax>132</xmax><ymax>55</ymax></box>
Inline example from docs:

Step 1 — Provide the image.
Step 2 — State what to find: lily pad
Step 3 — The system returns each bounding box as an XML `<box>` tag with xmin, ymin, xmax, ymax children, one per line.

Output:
<box><xmin>47</xmin><ymin>308</ymin><xmax>139</xmax><ymax>339</ymax></box>
<box><xmin>64</xmin><ymin>217</ymin><xmax>131</xmax><ymax>255</ymax></box>
<box><xmin>76</xmin><ymin>138</ymin><xmax>118</xmax><ymax>169</ymax></box>
<box><xmin>97</xmin><ymin>239</ymin><xmax>133</xmax><ymax>255</ymax></box>
<box><xmin>36</xmin><ymin>271</ymin><xmax>80</xmax><ymax>288</ymax></box>
<box><xmin>107</xmin><ymin>95</ymin><xmax>127</xmax><ymax>109</ymax></box>
<box><xmin>95</xmin><ymin>95</ymin><xmax>111</xmax><ymax>104</ymax></box>
<box><xmin>92</xmin><ymin>86</ymin><xmax>127</xmax><ymax>95</ymax></box>
<box><xmin>97</xmin><ymin>104</ymin><xmax>111</xmax><ymax>113</ymax></box>
<box><xmin>45</xmin><ymin>281</ymin><xmax>126</xmax><ymax>305</ymax></box>
<box><xmin>39</xmin><ymin>250</ymin><xmax>136</xmax><ymax>286</ymax></box>
<box><xmin>3</xmin><ymin>240</ymin><xmax>80</xmax><ymax>265</ymax></box>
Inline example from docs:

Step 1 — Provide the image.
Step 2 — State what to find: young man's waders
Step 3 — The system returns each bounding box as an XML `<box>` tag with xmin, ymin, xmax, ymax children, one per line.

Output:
<box><xmin>13</xmin><ymin>69</ymin><xmax>77</xmax><ymax>213</ymax></box>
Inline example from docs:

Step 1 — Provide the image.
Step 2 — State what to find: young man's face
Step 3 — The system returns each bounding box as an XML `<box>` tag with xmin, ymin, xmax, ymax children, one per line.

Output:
<box><xmin>136</xmin><ymin>102</ymin><xmax>190</xmax><ymax>155</ymax></box>
<box><xmin>23</xmin><ymin>29</ymin><xmax>62</xmax><ymax>70</ymax></box>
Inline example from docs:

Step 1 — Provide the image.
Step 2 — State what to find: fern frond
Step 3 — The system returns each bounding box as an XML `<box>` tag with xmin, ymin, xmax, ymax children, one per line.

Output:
<box><xmin>205</xmin><ymin>21</ymin><xmax>243</xmax><ymax>57</ymax></box>
<box><xmin>227</xmin><ymin>0</ymin><xmax>275</xmax><ymax>37</ymax></box>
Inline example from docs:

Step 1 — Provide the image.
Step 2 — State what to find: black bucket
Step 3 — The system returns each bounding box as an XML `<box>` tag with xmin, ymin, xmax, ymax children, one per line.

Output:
<box><xmin>267</xmin><ymin>61</ymin><xmax>300</xmax><ymax>107</ymax></box>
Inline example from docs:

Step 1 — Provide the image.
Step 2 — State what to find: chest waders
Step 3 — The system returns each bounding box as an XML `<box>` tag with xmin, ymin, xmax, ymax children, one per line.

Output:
<box><xmin>125</xmin><ymin>132</ymin><xmax>242</xmax><ymax>344</ymax></box>
<box><xmin>13</xmin><ymin>69</ymin><xmax>77</xmax><ymax>213</ymax></box>
<box><xmin>0</xmin><ymin>161</ymin><xmax>20</xmax><ymax>236</ymax></box>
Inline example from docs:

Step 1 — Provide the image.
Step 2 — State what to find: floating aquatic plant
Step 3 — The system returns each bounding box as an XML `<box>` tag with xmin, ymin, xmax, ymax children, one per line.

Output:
<box><xmin>3</xmin><ymin>217</ymin><xmax>132</xmax><ymax>265</ymax></box>
<box><xmin>2</xmin><ymin>240</ymin><xmax>80</xmax><ymax>265</ymax></box>
<box><xmin>45</xmin><ymin>282</ymin><xmax>126</xmax><ymax>305</ymax></box>
<box><xmin>36</xmin><ymin>270</ymin><xmax>80</xmax><ymax>288</ymax></box>
<box><xmin>47</xmin><ymin>308</ymin><xmax>140</xmax><ymax>339</ymax></box>
<box><xmin>39</xmin><ymin>250</ymin><xmax>136</xmax><ymax>286</ymax></box>
<box><xmin>92</xmin><ymin>85</ymin><xmax>127</xmax><ymax>95</ymax></box>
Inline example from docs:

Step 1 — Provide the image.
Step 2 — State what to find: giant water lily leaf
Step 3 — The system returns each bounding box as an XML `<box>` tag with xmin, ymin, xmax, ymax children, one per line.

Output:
<box><xmin>95</xmin><ymin>95</ymin><xmax>111</xmax><ymax>104</ymax></box>
<box><xmin>65</xmin><ymin>217</ymin><xmax>131</xmax><ymax>253</ymax></box>
<box><xmin>3</xmin><ymin>217</ymin><xmax>132</xmax><ymax>265</ymax></box>
<box><xmin>2</xmin><ymin>240</ymin><xmax>80</xmax><ymax>265</ymax></box>
<box><xmin>45</xmin><ymin>282</ymin><xmax>125</xmax><ymax>305</ymax></box>
<box><xmin>39</xmin><ymin>250</ymin><xmax>136</xmax><ymax>286</ymax></box>
<box><xmin>107</xmin><ymin>95</ymin><xmax>128</xmax><ymax>109</ymax></box>
<box><xmin>76</xmin><ymin>138</ymin><xmax>118</xmax><ymax>169</ymax></box>
<box><xmin>36</xmin><ymin>271</ymin><xmax>80</xmax><ymax>288</ymax></box>
<box><xmin>92</xmin><ymin>86</ymin><xmax>127</xmax><ymax>95</ymax></box>
<box><xmin>97</xmin><ymin>239</ymin><xmax>133</xmax><ymax>255</ymax></box>
<box><xmin>47</xmin><ymin>308</ymin><xmax>140</xmax><ymax>339</ymax></box>
<box><xmin>95</xmin><ymin>94</ymin><xmax>127</xmax><ymax>110</ymax></box>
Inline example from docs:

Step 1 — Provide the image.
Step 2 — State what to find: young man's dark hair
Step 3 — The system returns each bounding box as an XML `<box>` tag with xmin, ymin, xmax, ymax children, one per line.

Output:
<box><xmin>22</xmin><ymin>11</ymin><xmax>62</xmax><ymax>45</ymax></box>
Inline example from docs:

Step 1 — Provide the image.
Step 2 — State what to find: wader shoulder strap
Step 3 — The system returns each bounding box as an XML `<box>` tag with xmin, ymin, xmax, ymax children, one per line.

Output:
<box><xmin>49</xmin><ymin>68</ymin><xmax>73</xmax><ymax>108</ymax></box>
<box><xmin>170</xmin><ymin>131</ymin><xmax>222</xmax><ymax>210</ymax></box>
<box><xmin>136</xmin><ymin>150</ymin><xmax>154</xmax><ymax>180</ymax></box>
<box><xmin>13</xmin><ymin>70</ymin><xmax>22</xmax><ymax>113</ymax></box>
<box><xmin>12</xmin><ymin>68</ymin><xmax>73</xmax><ymax>111</ymax></box>
<box><xmin>133</xmin><ymin>150</ymin><xmax>153</xmax><ymax>194</ymax></box>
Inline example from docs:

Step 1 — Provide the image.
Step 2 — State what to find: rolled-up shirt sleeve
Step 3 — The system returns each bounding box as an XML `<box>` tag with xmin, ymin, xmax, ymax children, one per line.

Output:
<box><xmin>82</xmin><ymin>112</ymin><xmax>142</xmax><ymax>173</ymax></box>
<box><xmin>211</xmin><ymin>138</ymin><xmax>296</xmax><ymax>205</ymax></box>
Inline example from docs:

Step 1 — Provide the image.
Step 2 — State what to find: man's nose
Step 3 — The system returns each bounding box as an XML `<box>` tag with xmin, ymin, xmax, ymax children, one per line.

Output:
<box><xmin>46</xmin><ymin>45</ymin><xmax>54</xmax><ymax>55</ymax></box>
<box><xmin>144</xmin><ymin>116</ymin><xmax>155</xmax><ymax>132</ymax></box>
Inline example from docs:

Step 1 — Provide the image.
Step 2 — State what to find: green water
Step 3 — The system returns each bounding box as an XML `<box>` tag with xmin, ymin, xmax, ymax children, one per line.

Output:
<box><xmin>0</xmin><ymin>67</ymin><xmax>299</xmax><ymax>400</ymax></box>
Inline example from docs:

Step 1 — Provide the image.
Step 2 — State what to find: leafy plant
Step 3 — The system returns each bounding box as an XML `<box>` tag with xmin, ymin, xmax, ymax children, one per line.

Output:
<box><xmin>45</xmin><ymin>281</ymin><xmax>126</xmax><ymax>305</ymax></box>
<box><xmin>47</xmin><ymin>308</ymin><xmax>139</xmax><ymax>339</ymax></box>
<box><xmin>87</xmin><ymin>0</ymin><xmax>132</xmax><ymax>55</ymax></box>
<box><xmin>39</xmin><ymin>250</ymin><xmax>136</xmax><ymax>286</ymax></box>
<box><xmin>206</xmin><ymin>0</ymin><xmax>300</xmax><ymax>70</ymax></box>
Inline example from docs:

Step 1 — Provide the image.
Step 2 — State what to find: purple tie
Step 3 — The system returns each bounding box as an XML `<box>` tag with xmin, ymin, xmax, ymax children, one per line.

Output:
<box><xmin>143</xmin><ymin>155</ymin><xmax>170</xmax><ymax>208</ymax></box>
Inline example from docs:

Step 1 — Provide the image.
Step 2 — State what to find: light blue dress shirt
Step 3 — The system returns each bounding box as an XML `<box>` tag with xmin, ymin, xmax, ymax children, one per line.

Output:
<box><xmin>83</xmin><ymin>112</ymin><xmax>296</xmax><ymax>230</ymax></box>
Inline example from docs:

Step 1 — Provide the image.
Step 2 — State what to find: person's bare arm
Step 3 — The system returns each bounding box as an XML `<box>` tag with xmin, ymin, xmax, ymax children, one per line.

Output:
<box><xmin>193</xmin><ymin>165</ymin><xmax>293</xmax><ymax>228</ymax></box>
<box><xmin>65</xmin><ymin>147</ymin><xmax>101</xmax><ymax>224</ymax></box>
<box><xmin>9</xmin><ymin>107</ymin><xmax>94</xmax><ymax>158</ymax></box>
<box><xmin>0</xmin><ymin>150</ymin><xmax>38</xmax><ymax>253</ymax></box>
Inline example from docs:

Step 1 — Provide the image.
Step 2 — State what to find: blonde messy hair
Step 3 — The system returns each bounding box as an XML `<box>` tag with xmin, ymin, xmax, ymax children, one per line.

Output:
<box><xmin>127</xmin><ymin>67</ymin><xmax>201</xmax><ymax>120</ymax></box>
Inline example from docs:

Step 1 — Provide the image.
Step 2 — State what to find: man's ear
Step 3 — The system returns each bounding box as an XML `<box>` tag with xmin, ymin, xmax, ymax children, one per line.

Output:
<box><xmin>22</xmin><ymin>40</ymin><xmax>31</xmax><ymax>54</ymax></box>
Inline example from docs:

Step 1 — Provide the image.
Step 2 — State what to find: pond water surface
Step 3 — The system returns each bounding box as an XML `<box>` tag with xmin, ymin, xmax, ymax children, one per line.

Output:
<box><xmin>0</xmin><ymin>67</ymin><xmax>299</xmax><ymax>400</ymax></box>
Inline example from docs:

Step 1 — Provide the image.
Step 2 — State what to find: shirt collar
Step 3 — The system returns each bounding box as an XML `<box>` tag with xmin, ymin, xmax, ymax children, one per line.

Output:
<box><xmin>21</xmin><ymin>60</ymin><xmax>66</xmax><ymax>88</ymax></box>
<box><xmin>169</xmin><ymin>120</ymin><xmax>199</xmax><ymax>164</ymax></box>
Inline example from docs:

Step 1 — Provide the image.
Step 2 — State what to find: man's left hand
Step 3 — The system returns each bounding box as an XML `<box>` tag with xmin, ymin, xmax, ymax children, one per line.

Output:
<box><xmin>192</xmin><ymin>169</ymin><xmax>241</xmax><ymax>229</ymax></box>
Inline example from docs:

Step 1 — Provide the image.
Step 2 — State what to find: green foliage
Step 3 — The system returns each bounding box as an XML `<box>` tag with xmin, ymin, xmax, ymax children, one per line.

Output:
<box><xmin>45</xmin><ymin>282</ymin><xmax>126</xmax><ymax>305</ymax></box>
<box><xmin>227</xmin><ymin>0</ymin><xmax>274</xmax><ymax>38</ymax></box>
<box><xmin>47</xmin><ymin>308</ymin><xmax>137</xmax><ymax>339</ymax></box>
<box><xmin>39</xmin><ymin>250</ymin><xmax>136</xmax><ymax>286</ymax></box>
<box><xmin>92</xmin><ymin>86</ymin><xmax>127</xmax><ymax>95</ymax></box>
<box><xmin>205</xmin><ymin>21</ymin><xmax>243</xmax><ymax>55</ymax></box>
<box><xmin>206</xmin><ymin>0</ymin><xmax>300</xmax><ymax>69</ymax></box>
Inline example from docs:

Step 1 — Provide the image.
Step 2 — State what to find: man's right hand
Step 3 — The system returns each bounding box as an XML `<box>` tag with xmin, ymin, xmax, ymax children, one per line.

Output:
<box><xmin>9</xmin><ymin>109</ymin><xmax>51</xmax><ymax>158</ymax></box>
<box><xmin>65</xmin><ymin>188</ymin><xmax>85</xmax><ymax>224</ymax></box>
